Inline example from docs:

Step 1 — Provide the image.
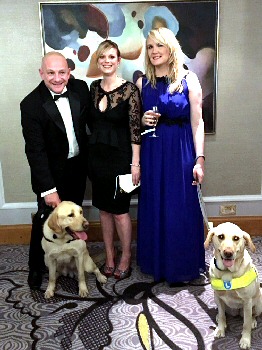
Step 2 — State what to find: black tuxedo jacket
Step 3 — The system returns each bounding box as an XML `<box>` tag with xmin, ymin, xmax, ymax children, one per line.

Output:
<box><xmin>21</xmin><ymin>78</ymin><xmax>90</xmax><ymax>195</ymax></box>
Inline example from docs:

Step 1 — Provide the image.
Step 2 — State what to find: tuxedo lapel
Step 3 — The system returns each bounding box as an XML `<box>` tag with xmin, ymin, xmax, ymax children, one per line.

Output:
<box><xmin>39</xmin><ymin>80</ymin><xmax>82</xmax><ymax>138</ymax></box>
<box><xmin>43</xmin><ymin>100</ymin><xmax>67</xmax><ymax>133</ymax></box>
<box><xmin>39</xmin><ymin>81</ymin><xmax>66</xmax><ymax>134</ymax></box>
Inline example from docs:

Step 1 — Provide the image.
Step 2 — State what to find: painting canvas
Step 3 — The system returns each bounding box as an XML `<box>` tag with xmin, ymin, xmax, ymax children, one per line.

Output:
<box><xmin>39</xmin><ymin>0</ymin><xmax>218</xmax><ymax>134</ymax></box>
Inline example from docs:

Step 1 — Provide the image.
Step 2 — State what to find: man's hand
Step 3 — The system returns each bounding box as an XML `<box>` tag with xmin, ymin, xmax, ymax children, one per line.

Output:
<box><xmin>44</xmin><ymin>192</ymin><xmax>61</xmax><ymax>208</ymax></box>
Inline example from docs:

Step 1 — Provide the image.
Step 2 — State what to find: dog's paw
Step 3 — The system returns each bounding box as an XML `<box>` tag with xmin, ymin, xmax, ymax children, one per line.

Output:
<box><xmin>44</xmin><ymin>289</ymin><xmax>54</xmax><ymax>299</ymax></box>
<box><xmin>97</xmin><ymin>273</ymin><xmax>107</xmax><ymax>284</ymax></box>
<box><xmin>239</xmin><ymin>335</ymin><xmax>251</xmax><ymax>349</ymax></box>
<box><xmin>214</xmin><ymin>326</ymin><xmax>225</xmax><ymax>338</ymax></box>
<box><xmin>93</xmin><ymin>267</ymin><xmax>107</xmax><ymax>284</ymax></box>
<box><xmin>79</xmin><ymin>287</ymin><xmax>89</xmax><ymax>297</ymax></box>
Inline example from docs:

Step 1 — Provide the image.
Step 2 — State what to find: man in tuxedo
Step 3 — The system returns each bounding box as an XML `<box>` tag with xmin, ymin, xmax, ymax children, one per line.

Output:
<box><xmin>21</xmin><ymin>51</ymin><xmax>90</xmax><ymax>289</ymax></box>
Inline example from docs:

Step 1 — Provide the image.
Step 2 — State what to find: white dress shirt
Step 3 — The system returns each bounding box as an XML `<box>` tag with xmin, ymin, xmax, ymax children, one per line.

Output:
<box><xmin>41</xmin><ymin>88</ymin><xmax>80</xmax><ymax>198</ymax></box>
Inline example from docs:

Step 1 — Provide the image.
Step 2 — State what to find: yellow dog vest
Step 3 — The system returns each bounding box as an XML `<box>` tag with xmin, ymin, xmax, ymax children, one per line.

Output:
<box><xmin>211</xmin><ymin>267</ymin><xmax>258</xmax><ymax>291</ymax></box>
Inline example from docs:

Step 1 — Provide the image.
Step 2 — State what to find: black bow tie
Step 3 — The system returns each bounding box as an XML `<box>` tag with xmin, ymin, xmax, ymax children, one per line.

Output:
<box><xmin>53</xmin><ymin>91</ymin><xmax>69</xmax><ymax>101</ymax></box>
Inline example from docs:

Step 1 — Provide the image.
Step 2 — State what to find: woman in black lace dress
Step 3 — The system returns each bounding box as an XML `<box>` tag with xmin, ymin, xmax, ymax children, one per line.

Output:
<box><xmin>88</xmin><ymin>40</ymin><xmax>141</xmax><ymax>279</ymax></box>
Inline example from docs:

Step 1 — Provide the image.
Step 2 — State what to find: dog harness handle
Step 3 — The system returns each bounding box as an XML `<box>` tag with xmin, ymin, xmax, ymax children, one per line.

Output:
<box><xmin>211</xmin><ymin>267</ymin><xmax>258</xmax><ymax>291</ymax></box>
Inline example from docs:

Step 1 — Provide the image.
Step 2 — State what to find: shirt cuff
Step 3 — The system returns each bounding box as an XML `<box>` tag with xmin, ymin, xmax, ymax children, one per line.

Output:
<box><xmin>41</xmin><ymin>188</ymin><xmax>57</xmax><ymax>198</ymax></box>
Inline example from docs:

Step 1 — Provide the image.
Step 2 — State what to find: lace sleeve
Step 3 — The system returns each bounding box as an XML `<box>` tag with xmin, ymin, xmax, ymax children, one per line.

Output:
<box><xmin>129</xmin><ymin>84</ymin><xmax>142</xmax><ymax>144</ymax></box>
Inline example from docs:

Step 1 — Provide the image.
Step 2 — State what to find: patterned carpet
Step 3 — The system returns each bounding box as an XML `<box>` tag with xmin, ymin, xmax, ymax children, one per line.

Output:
<box><xmin>1</xmin><ymin>239</ymin><xmax>262</xmax><ymax>350</ymax></box>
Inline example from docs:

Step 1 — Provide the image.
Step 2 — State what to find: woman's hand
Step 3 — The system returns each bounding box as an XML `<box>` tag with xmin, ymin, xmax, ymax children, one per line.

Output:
<box><xmin>142</xmin><ymin>110</ymin><xmax>160</xmax><ymax>127</ymax></box>
<box><xmin>192</xmin><ymin>162</ymin><xmax>204</xmax><ymax>185</ymax></box>
<box><xmin>131</xmin><ymin>164</ymin><xmax>141</xmax><ymax>186</ymax></box>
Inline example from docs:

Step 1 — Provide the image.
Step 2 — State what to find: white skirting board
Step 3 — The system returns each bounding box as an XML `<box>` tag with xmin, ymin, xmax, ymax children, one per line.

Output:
<box><xmin>0</xmin><ymin>162</ymin><xmax>262</xmax><ymax>225</ymax></box>
<box><xmin>1</xmin><ymin>197</ymin><xmax>262</xmax><ymax>225</ymax></box>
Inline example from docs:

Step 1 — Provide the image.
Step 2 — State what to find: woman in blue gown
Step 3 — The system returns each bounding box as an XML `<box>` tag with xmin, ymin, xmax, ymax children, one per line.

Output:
<box><xmin>136</xmin><ymin>28</ymin><xmax>206</xmax><ymax>284</ymax></box>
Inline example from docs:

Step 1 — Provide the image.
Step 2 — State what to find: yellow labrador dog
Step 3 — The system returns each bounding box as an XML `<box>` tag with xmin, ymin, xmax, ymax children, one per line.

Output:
<box><xmin>204</xmin><ymin>222</ymin><xmax>262</xmax><ymax>349</ymax></box>
<box><xmin>42</xmin><ymin>201</ymin><xmax>107</xmax><ymax>299</ymax></box>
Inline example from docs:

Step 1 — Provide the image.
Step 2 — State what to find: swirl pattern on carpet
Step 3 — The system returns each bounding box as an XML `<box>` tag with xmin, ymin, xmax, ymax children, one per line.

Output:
<box><xmin>0</xmin><ymin>239</ymin><xmax>262</xmax><ymax>349</ymax></box>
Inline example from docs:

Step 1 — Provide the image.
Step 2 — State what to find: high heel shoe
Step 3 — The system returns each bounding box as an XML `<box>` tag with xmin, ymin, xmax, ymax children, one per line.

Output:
<box><xmin>114</xmin><ymin>266</ymin><xmax>132</xmax><ymax>280</ymax></box>
<box><xmin>101</xmin><ymin>264</ymin><xmax>115</xmax><ymax>278</ymax></box>
<box><xmin>101</xmin><ymin>248</ymin><xmax>118</xmax><ymax>277</ymax></box>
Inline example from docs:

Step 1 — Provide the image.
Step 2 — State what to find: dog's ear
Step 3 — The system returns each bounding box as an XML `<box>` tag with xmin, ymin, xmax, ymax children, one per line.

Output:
<box><xmin>204</xmin><ymin>229</ymin><xmax>215</xmax><ymax>249</ymax></box>
<box><xmin>47</xmin><ymin>211</ymin><xmax>62</xmax><ymax>234</ymax></box>
<box><xmin>243</xmin><ymin>231</ymin><xmax>256</xmax><ymax>253</ymax></box>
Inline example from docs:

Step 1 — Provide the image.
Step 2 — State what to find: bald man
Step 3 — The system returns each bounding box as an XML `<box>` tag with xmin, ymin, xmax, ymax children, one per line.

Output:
<box><xmin>21</xmin><ymin>52</ymin><xmax>91</xmax><ymax>289</ymax></box>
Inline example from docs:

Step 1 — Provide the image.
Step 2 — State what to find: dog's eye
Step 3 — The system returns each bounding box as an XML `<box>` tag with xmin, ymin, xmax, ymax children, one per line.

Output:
<box><xmin>80</xmin><ymin>210</ymin><xmax>83</xmax><ymax>215</ymax></box>
<box><xmin>68</xmin><ymin>213</ymin><xmax>75</xmax><ymax>218</ymax></box>
<box><xmin>218</xmin><ymin>234</ymin><xmax>224</xmax><ymax>240</ymax></box>
<box><xmin>233</xmin><ymin>236</ymin><xmax>239</xmax><ymax>241</ymax></box>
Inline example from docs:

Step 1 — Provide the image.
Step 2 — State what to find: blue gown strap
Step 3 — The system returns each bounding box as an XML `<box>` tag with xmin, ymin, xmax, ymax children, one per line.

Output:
<box><xmin>182</xmin><ymin>72</ymin><xmax>190</xmax><ymax>95</ymax></box>
<box><xmin>142</xmin><ymin>75</ymin><xmax>147</xmax><ymax>88</ymax></box>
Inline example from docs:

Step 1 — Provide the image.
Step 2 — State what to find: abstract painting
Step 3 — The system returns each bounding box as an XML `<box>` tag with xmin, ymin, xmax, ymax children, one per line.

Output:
<box><xmin>39</xmin><ymin>0</ymin><xmax>218</xmax><ymax>133</ymax></box>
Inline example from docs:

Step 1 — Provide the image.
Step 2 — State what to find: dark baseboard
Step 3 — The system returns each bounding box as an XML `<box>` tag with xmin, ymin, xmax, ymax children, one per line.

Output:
<box><xmin>0</xmin><ymin>216</ymin><xmax>261</xmax><ymax>245</ymax></box>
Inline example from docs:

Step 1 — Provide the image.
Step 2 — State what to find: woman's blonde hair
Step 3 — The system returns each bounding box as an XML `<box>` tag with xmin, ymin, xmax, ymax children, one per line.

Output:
<box><xmin>95</xmin><ymin>40</ymin><xmax>121</xmax><ymax>64</ymax></box>
<box><xmin>145</xmin><ymin>27</ymin><xmax>185</xmax><ymax>92</ymax></box>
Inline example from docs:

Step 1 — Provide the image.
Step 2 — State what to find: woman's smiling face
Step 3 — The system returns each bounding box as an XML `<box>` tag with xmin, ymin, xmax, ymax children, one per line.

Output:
<box><xmin>146</xmin><ymin>37</ymin><xmax>169</xmax><ymax>68</ymax></box>
<box><xmin>97</xmin><ymin>47</ymin><xmax>121</xmax><ymax>76</ymax></box>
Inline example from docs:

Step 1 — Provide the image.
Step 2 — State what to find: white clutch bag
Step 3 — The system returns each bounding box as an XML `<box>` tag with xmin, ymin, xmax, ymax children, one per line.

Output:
<box><xmin>114</xmin><ymin>174</ymin><xmax>140</xmax><ymax>199</ymax></box>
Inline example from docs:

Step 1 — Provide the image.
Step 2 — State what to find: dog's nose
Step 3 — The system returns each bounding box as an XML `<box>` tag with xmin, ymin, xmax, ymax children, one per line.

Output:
<box><xmin>223</xmin><ymin>249</ymin><xmax>233</xmax><ymax>258</ymax></box>
<box><xmin>83</xmin><ymin>220</ymin><xmax>89</xmax><ymax>229</ymax></box>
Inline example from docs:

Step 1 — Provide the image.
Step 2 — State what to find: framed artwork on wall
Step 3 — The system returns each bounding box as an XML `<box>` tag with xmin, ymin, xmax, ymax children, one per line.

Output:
<box><xmin>39</xmin><ymin>0</ymin><xmax>219</xmax><ymax>134</ymax></box>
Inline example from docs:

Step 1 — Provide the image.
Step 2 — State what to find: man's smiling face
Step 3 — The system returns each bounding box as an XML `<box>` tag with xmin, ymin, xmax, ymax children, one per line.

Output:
<box><xmin>39</xmin><ymin>53</ymin><xmax>71</xmax><ymax>94</ymax></box>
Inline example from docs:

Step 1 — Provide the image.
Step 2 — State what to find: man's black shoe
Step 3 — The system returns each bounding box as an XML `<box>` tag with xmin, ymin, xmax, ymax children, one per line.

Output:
<box><xmin>28</xmin><ymin>270</ymin><xmax>42</xmax><ymax>290</ymax></box>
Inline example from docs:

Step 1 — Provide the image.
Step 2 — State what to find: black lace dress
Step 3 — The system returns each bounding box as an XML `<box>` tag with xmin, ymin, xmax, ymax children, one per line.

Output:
<box><xmin>88</xmin><ymin>80</ymin><xmax>141</xmax><ymax>214</ymax></box>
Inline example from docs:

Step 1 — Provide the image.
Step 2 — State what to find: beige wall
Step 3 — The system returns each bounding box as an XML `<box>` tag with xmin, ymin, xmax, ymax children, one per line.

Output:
<box><xmin>0</xmin><ymin>0</ymin><xmax>261</xmax><ymax>213</ymax></box>
<box><xmin>203</xmin><ymin>0</ymin><xmax>262</xmax><ymax>196</ymax></box>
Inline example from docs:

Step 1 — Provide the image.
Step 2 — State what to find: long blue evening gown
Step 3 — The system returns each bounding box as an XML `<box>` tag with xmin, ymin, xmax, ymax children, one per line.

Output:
<box><xmin>137</xmin><ymin>75</ymin><xmax>205</xmax><ymax>283</ymax></box>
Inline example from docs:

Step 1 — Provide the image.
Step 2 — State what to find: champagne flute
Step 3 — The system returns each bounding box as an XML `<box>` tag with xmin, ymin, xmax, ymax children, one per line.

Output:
<box><xmin>149</xmin><ymin>106</ymin><xmax>159</xmax><ymax>138</ymax></box>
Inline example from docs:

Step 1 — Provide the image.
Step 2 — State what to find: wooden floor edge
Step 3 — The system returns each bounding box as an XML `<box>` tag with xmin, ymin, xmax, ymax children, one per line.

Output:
<box><xmin>0</xmin><ymin>220</ymin><xmax>138</xmax><ymax>245</ymax></box>
<box><xmin>206</xmin><ymin>217</ymin><xmax>262</xmax><ymax>235</ymax></box>
<box><xmin>0</xmin><ymin>216</ymin><xmax>262</xmax><ymax>245</ymax></box>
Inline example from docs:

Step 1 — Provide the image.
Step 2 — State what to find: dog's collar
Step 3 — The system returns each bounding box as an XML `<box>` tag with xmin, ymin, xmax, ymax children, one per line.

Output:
<box><xmin>214</xmin><ymin>258</ymin><xmax>225</xmax><ymax>271</ymax></box>
<box><xmin>44</xmin><ymin>235</ymin><xmax>54</xmax><ymax>243</ymax></box>
<box><xmin>211</xmin><ymin>266</ymin><xmax>258</xmax><ymax>291</ymax></box>
<box><xmin>43</xmin><ymin>234</ymin><xmax>75</xmax><ymax>244</ymax></box>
